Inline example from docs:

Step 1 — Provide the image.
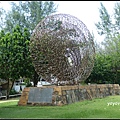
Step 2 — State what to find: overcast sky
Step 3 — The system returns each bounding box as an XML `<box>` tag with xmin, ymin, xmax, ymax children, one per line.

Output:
<box><xmin>54</xmin><ymin>1</ymin><xmax>117</xmax><ymax>43</ymax></box>
<box><xmin>0</xmin><ymin>1</ymin><xmax>118</xmax><ymax>43</ymax></box>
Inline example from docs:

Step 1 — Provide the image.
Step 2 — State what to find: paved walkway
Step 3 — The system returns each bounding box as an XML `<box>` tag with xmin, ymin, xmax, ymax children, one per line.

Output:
<box><xmin>0</xmin><ymin>99</ymin><xmax>19</xmax><ymax>103</ymax></box>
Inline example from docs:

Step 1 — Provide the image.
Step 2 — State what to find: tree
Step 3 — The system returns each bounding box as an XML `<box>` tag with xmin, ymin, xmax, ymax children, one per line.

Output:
<box><xmin>113</xmin><ymin>2</ymin><xmax>120</xmax><ymax>32</ymax></box>
<box><xmin>0</xmin><ymin>1</ymin><xmax>58</xmax><ymax>90</ymax></box>
<box><xmin>103</xmin><ymin>34</ymin><xmax>120</xmax><ymax>84</ymax></box>
<box><xmin>0</xmin><ymin>6</ymin><xmax>6</xmax><ymax>30</ymax></box>
<box><xmin>86</xmin><ymin>51</ymin><xmax>117</xmax><ymax>84</ymax></box>
<box><xmin>95</xmin><ymin>2</ymin><xmax>120</xmax><ymax>39</ymax></box>
<box><xmin>0</xmin><ymin>25</ymin><xmax>34</xmax><ymax>99</ymax></box>
<box><xmin>90</xmin><ymin>2</ymin><xmax>120</xmax><ymax>84</ymax></box>
<box><xmin>1</xmin><ymin>1</ymin><xmax>58</xmax><ymax>33</ymax></box>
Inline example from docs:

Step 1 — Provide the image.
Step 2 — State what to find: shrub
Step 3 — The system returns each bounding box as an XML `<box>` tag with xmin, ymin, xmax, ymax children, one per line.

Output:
<box><xmin>9</xmin><ymin>89</ymin><xmax>19</xmax><ymax>95</ymax></box>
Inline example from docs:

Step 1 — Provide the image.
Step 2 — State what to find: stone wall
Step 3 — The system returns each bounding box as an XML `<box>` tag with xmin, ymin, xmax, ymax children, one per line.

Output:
<box><xmin>18</xmin><ymin>84</ymin><xmax>120</xmax><ymax>106</ymax></box>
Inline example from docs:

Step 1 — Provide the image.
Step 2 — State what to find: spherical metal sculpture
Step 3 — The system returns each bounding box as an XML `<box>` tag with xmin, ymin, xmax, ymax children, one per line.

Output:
<box><xmin>30</xmin><ymin>13</ymin><xmax>95</xmax><ymax>85</ymax></box>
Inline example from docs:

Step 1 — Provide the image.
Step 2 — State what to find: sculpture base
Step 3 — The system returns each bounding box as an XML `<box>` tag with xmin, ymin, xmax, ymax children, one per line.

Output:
<box><xmin>18</xmin><ymin>84</ymin><xmax>120</xmax><ymax>106</ymax></box>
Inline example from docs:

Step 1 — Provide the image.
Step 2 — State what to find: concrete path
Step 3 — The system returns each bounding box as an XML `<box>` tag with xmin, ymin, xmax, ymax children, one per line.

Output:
<box><xmin>0</xmin><ymin>99</ymin><xmax>19</xmax><ymax>103</ymax></box>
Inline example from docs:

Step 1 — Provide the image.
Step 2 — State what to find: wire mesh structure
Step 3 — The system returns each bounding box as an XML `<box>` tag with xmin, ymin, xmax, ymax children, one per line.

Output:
<box><xmin>30</xmin><ymin>13</ymin><xmax>95</xmax><ymax>85</ymax></box>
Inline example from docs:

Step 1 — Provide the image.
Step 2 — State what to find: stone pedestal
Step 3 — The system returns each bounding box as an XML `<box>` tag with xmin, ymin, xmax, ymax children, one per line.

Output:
<box><xmin>18</xmin><ymin>84</ymin><xmax>120</xmax><ymax>106</ymax></box>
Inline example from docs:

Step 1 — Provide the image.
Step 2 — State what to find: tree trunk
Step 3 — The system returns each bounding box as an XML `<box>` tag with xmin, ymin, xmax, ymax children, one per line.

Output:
<box><xmin>9</xmin><ymin>80</ymin><xmax>14</xmax><ymax>94</ymax></box>
<box><xmin>33</xmin><ymin>71</ymin><xmax>39</xmax><ymax>87</ymax></box>
<box><xmin>114</xmin><ymin>65</ymin><xmax>118</xmax><ymax>84</ymax></box>
<box><xmin>6</xmin><ymin>78</ymin><xmax>10</xmax><ymax>99</ymax></box>
<box><xmin>115</xmin><ymin>69</ymin><xmax>117</xmax><ymax>84</ymax></box>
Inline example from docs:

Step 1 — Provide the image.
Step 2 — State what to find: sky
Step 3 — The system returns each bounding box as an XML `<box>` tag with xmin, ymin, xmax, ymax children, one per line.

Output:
<box><xmin>0</xmin><ymin>1</ymin><xmax>118</xmax><ymax>43</ymax></box>
<box><xmin>53</xmin><ymin>1</ymin><xmax>117</xmax><ymax>43</ymax></box>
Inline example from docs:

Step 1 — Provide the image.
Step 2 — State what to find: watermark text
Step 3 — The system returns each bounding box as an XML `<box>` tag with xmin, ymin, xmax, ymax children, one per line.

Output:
<box><xmin>107</xmin><ymin>102</ymin><xmax>120</xmax><ymax>106</ymax></box>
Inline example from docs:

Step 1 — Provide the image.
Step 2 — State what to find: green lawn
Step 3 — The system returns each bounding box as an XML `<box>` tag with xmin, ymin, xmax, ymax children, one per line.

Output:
<box><xmin>0</xmin><ymin>95</ymin><xmax>120</xmax><ymax>119</ymax></box>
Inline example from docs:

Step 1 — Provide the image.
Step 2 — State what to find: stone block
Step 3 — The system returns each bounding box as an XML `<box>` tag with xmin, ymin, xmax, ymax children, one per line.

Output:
<box><xmin>62</xmin><ymin>90</ymin><xmax>66</xmax><ymax>95</ymax></box>
<box><xmin>61</xmin><ymin>95</ymin><xmax>67</xmax><ymax>104</ymax></box>
<box><xmin>18</xmin><ymin>84</ymin><xmax>120</xmax><ymax>106</ymax></box>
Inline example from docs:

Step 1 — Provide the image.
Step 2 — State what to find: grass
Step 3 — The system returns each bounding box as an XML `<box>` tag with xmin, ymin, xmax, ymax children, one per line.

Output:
<box><xmin>0</xmin><ymin>95</ymin><xmax>120</xmax><ymax>119</ymax></box>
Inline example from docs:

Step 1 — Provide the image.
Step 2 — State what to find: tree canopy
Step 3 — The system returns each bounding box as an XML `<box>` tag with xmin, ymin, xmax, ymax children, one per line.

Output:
<box><xmin>0</xmin><ymin>25</ymin><xmax>35</xmax><ymax>98</ymax></box>
<box><xmin>86</xmin><ymin>2</ymin><xmax>120</xmax><ymax>84</ymax></box>
<box><xmin>0</xmin><ymin>1</ymin><xmax>58</xmax><ymax>33</ymax></box>
<box><xmin>95</xmin><ymin>2</ymin><xmax>120</xmax><ymax>39</ymax></box>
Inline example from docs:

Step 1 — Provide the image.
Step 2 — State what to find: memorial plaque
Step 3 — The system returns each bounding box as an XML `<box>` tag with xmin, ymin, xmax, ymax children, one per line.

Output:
<box><xmin>28</xmin><ymin>87</ymin><xmax>53</xmax><ymax>103</ymax></box>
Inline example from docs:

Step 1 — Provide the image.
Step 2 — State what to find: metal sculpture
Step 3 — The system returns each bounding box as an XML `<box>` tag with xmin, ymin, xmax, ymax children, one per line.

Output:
<box><xmin>30</xmin><ymin>13</ymin><xmax>95</xmax><ymax>85</ymax></box>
